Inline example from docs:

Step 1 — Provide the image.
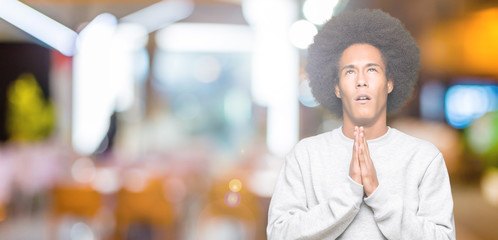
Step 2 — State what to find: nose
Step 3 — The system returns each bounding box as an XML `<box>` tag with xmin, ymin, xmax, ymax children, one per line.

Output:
<box><xmin>356</xmin><ymin>72</ymin><xmax>368</xmax><ymax>88</ymax></box>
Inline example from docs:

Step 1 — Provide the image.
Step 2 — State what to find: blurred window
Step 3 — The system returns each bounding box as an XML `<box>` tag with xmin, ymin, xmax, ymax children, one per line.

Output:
<box><xmin>445</xmin><ymin>83</ymin><xmax>498</xmax><ymax>129</ymax></box>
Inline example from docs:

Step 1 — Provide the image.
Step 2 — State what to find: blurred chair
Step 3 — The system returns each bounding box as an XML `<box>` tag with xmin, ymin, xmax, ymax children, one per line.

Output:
<box><xmin>49</xmin><ymin>184</ymin><xmax>104</xmax><ymax>239</ymax></box>
<box><xmin>0</xmin><ymin>203</ymin><xmax>5</xmax><ymax>223</ymax></box>
<box><xmin>52</xmin><ymin>185</ymin><xmax>102</xmax><ymax>217</ymax></box>
<box><xmin>113</xmin><ymin>177</ymin><xmax>176</xmax><ymax>240</ymax></box>
<box><xmin>196</xmin><ymin>175</ymin><xmax>261</xmax><ymax>240</ymax></box>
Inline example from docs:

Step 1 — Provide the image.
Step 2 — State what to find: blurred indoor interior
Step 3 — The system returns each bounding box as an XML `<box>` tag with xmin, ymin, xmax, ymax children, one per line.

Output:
<box><xmin>0</xmin><ymin>0</ymin><xmax>497</xmax><ymax>239</ymax></box>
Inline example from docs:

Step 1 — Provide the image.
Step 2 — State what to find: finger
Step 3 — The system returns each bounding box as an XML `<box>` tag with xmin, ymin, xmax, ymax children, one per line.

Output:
<box><xmin>350</xmin><ymin>127</ymin><xmax>362</xmax><ymax>184</ymax></box>
<box><xmin>359</xmin><ymin>127</ymin><xmax>370</xmax><ymax>161</ymax></box>
<box><xmin>353</xmin><ymin>126</ymin><xmax>358</xmax><ymax>149</ymax></box>
<box><xmin>360</xmin><ymin>128</ymin><xmax>373</xmax><ymax>167</ymax></box>
<box><xmin>360</xmin><ymin>141</ymin><xmax>370</xmax><ymax>169</ymax></box>
<box><xmin>358</xmin><ymin>132</ymin><xmax>373</xmax><ymax>178</ymax></box>
<box><xmin>359</xmin><ymin>130</ymin><xmax>376</xmax><ymax>180</ymax></box>
<box><xmin>358</xmin><ymin>130</ymin><xmax>366</xmax><ymax>165</ymax></box>
<box><xmin>353</xmin><ymin>126</ymin><xmax>358</xmax><ymax>154</ymax></box>
<box><xmin>355</xmin><ymin>127</ymin><xmax>362</xmax><ymax>166</ymax></box>
<box><xmin>361</xmin><ymin>127</ymin><xmax>370</xmax><ymax>154</ymax></box>
<box><xmin>353</xmin><ymin>142</ymin><xmax>360</xmax><ymax>173</ymax></box>
<box><xmin>359</xmin><ymin>143</ymin><xmax>373</xmax><ymax>179</ymax></box>
<box><xmin>353</xmin><ymin>127</ymin><xmax>360</xmax><ymax>167</ymax></box>
<box><xmin>351</xmin><ymin>134</ymin><xmax>357</xmax><ymax>167</ymax></box>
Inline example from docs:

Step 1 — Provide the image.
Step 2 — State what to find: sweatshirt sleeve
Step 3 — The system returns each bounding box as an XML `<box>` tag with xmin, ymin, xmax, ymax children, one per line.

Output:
<box><xmin>267</xmin><ymin>144</ymin><xmax>364</xmax><ymax>240</ymax></box>
<box><xmin>364</xmin><ymin>152</ymin><xmax>456</xmax><ymax>240</ymax></box>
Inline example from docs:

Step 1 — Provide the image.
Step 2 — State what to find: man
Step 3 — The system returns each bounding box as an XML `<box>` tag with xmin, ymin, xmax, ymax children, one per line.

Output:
<box><xmin>267</xmin><ymin>9</ymin><xmax>455</xmax><ymax>239</ymax></box>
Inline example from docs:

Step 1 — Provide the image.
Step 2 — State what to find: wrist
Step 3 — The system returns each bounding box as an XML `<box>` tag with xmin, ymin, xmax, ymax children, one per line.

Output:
<box><xmin>365</xmin><ymin>181</ymin><xmax>379</xmax><ymax>196</ymax></box>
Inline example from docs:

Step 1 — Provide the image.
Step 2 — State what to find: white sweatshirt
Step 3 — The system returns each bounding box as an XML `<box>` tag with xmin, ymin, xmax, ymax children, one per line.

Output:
<box><xmin>267</xmin><ymin>127</ymin><xmax>455</xmax><ymax>240</ymax></box>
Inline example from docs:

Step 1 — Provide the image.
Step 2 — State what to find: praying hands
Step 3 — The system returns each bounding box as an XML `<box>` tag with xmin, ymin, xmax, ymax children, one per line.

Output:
<box><xmin>349</xmin><ymin>126</ymin><xmax>379</xmax><ymax>196</ymax></box>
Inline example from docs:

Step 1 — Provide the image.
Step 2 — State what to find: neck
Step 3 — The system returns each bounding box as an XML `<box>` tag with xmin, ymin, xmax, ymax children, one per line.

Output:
<box><xmin>341</xmin><ymin>112</ymin><xmax>388</xmax><ymax>140</ymax></box>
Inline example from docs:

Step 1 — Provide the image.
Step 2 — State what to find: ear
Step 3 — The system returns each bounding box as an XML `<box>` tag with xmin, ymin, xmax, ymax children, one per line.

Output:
<box><xmin>334</xmin><ymin>84</ymin><xmax>341</xmax><ymax>98</ymax></box>
<box><xmin>387</xmin><ymin>79</ymin><xmax>394</xmax><ymax>94</ymax></box>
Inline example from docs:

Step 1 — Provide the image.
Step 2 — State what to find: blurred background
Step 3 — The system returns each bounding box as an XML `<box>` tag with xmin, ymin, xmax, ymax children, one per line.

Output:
<box><xmin>0</xmin><ymin>0</ymin><xmax>497</xmax><ymax>239</ymax></box>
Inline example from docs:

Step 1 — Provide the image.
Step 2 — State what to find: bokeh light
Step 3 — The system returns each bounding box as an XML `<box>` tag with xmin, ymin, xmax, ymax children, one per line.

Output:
<box><xmin>481</xmin><ymin>168</ymin><xmax>498</xmax><ymax>207</ymax></box>
<box><xmin>72</xmin><ymin>13</ymin><xmax>118</xmax><ymax>155</ymax></box>
<box><xmin>289</xmin><ymin>20</ymin><xmax>317</xmax><ymax>49</ymax></box>
<box><xmin>91</xmin><ymin>168</ymin><xmax>119</xmax><ymax>194</ymax></box>
<box><xmin>465</xmin><ymin>111</ymin><xmax>498</xmax><ymax>168</ymax></box>
<box><xmin>228</xmin><ymin>179</ymin><xmax>242</xmax><ymax>192</ymax></box>
<box><xmin>71</xmin><ymin>157</ymin><xmax>96</xmax><ymax>183</ymax></box>
<box><xmin>224</xmin><ymin>191</ymin><xmax>241</xmax><ymax>208</ymax></box>
<box><xmin>0</xmin><ymin>0</ymin><xmax>78</xmax><ymax>56</ymax></box>
<box><xmin>70</xmin><ymin>222</ymin><xmax>95</xmax><ymax>240</ymax></box>
<box><xmin>193</xmin><ymin>56</ymin><xmax>221</xmax><ymax>83</ymax></box>
<box><xmin>303</xmin><ymin>0</ymin><xmax>339</xmax><ymax>25</ymax></box>
<box><xmin>122</xmin><ymin>169</ymin><xmax>148</xmax><ymax>193</ymax></box>
<box><xmin>465</xmin><ymin>112</ymin><xmax>497</xmax><ymax>155</ymax></box>
<box><xmin>445</xmin><ymin>84</ymin><xmax>498</xmax><ymax>129</ymax></box>
<box><xmin>156</xmin><ymin>23</ymin><xmax>253</xmax><ymax>52</ymax></box>
<box><xmin>298</xmin><ymin>80</ymin><xmax>319</xmax><ymax>107</ymax></box>
<box><xmin>224</xmin><ymin>89</ymin><xmax>252</xmax><ymax>126</ymax></box>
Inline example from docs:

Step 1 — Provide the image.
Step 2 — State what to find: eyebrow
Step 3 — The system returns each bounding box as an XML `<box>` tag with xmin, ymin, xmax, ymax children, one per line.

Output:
<box><xmin>366</xmin><ymin>63</ymin><xmax>382</xmax><ymax>68</ymax></box>
<box><xmin>339</xmin><ymin>63</ymin><xmax>382</xmax><ymax>72</ymax></box>
<box><xmin>340</xmin><ymin>64</ymin><xmax>355</xmax><ymax>72</ymax></box>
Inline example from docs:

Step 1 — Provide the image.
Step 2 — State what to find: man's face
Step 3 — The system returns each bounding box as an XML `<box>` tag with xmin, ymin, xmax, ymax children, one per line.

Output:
<box><xmin>334</xmin><ymin>43</ymin><xmax>393</xmax><ymax>126</ymax></box>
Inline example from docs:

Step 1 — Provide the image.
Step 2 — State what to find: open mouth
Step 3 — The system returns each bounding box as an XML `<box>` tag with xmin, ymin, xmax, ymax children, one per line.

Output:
<box><xmin>355</xmin><ymin>94</ymin><xmax>371</xmax><ymax>102</ymax></box>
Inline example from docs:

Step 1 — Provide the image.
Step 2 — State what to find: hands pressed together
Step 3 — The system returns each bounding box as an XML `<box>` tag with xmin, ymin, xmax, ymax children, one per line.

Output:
<box><xmin>349</xmin><ymin>126</ymin><xmax>379</xmax><ymax>197</ymax></box>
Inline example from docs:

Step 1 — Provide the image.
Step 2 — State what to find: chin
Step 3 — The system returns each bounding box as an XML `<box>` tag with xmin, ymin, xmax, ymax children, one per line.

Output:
<box><xmin>343</xmin><ymin>108</ymin><xmax>383</xmax><ymax>126</ymax></box>
<box><xmin>352</xmin><ymin>118</ymin><xmax>375</xmax><ymax>127</ymax></box>
<box><xmin>350</xmin><ymin>112</ymin><xmax>376</xmax><ymax>126</ymax></box>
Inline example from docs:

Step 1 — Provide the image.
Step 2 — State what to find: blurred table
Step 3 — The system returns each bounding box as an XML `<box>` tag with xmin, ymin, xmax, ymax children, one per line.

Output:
<box><xmin>452</xmin><ymin>181</ymin><xmax>498</xmax><ymax>240</ymax></box>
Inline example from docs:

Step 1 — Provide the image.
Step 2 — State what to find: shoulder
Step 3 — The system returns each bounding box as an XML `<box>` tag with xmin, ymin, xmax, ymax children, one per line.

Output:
<box><xmin>391</xmin><ymin>128</ymin><xmax>439</xmax><ymax>150</ymax></box>
<box><xmin>390</xmin><ymin>128</ymin><xmax>442</xmax><ymax>161</ymax></box>
<box><xmin>287</xmin><ymin>128</ymin><xmax>342</xmax><ymax>163</ymax></box>
<box><xmin>293</xmin><ymin>128</ymin><xmax>340</xmax><ymax>152</ymax></box>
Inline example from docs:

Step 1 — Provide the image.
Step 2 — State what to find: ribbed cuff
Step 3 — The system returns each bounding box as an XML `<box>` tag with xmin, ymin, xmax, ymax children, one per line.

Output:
<box><xmin>364</xmin><ymin>184</ymin><xmax>401</xmax><ymax>221</ymax></box>
<box><xmin>347</xmin><ymin>176</ymin><xmax>364</xmax><ymax>209</ymax></box>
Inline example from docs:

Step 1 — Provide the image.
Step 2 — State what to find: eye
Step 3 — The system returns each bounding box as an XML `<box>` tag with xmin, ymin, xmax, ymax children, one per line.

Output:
<box><xmin>345</xmin><ymin>69</ymin><xmax>355</xmax><ymax>75</ymax></box>
<box><xmin>367</xmin><ymin>68</ymin><xmax>378</xmax><ymax>72</ymax></box>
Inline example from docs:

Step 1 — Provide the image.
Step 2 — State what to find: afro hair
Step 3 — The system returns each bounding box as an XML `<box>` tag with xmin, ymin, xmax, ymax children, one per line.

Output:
<box><xmin>306</xmin><ymin>9</ymin><xmax>420</xmax><ymax>118</ymax></box>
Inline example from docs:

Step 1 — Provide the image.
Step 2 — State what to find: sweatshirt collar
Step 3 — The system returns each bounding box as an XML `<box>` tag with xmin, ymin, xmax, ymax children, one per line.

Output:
<box><xmin>337</xmin><ymin>126</ymin><xmax>393</xmax><ymax>144</ymax></box>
